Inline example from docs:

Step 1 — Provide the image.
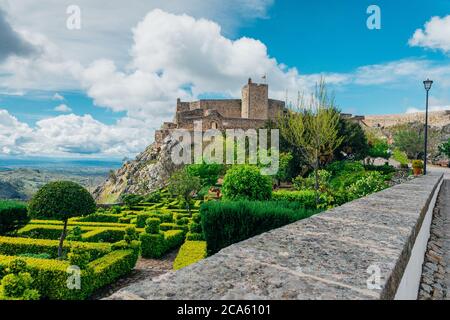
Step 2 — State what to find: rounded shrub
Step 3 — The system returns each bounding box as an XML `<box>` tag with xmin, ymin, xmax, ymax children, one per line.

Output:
<box><xmin>145</xmin><ymin>218</ymin><xmax>161</xmax><ymax>234</ymax></box>
<box><xmin>2</xmin><ymin>273</ymin><xmax>31</xmax><ymax>297</ymax></box>
<box><xmin>0</xmin><ymin>259</ymin><xmax>40</xmax><ymax>300</ymax></box>
<box><xmin>222</xmin><ymin>165</ymin><xmax>272</xmax><ymax>201</ymax></box>
<box><xmin>28</xmin><ymin>181</ymin><xmax>96</xmax><ymax>221</ymax></box>
<box><xmin>28</xmin><ymin>181</ymin><xmax>96</xmax><ymax>258</ymax></box>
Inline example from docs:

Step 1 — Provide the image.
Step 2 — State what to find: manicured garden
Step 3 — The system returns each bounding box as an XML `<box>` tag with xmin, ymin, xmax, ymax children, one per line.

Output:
<box><xmin>0</xmin><ymin>84</ymin><xmax>427</xmax><ymax>300</ymax></box>
<box><xmin>0</xmin><ymin>187</ymin><xmax>206</xmax><ymax>300</ymax></box>
<box><xmin>0</xmin><ymin>157</ymin><xmax>411</xmax><ymax>300</ymax></box>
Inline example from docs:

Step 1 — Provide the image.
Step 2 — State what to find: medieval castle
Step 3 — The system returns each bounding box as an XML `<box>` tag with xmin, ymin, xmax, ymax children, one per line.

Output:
<box><xmin>154</xmin><ymin>78</ymin><xmax>369</xmax><ymax>144</ymax></box>
<box><xmin>155</xmin><ymin>79</ymin><xmax>286</xmax><ymax>144</ymax></box>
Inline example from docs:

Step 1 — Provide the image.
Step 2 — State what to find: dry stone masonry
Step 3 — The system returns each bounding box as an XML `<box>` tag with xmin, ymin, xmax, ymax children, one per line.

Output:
<box><xmin>107</xmin><ymin>174</ymin><xmax>443</xmax><ymax>300</ymax></box>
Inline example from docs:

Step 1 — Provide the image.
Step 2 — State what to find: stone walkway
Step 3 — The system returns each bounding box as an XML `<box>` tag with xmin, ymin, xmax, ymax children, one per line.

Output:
<box><xmin>91</xmin><ymin>249</ymin><xmax>178</xmax><ymax>300</ymax></box>
<box><xmin>418</xmin><ymin>179</ymin><xmax>450</xmax><ymax>299</ymax></box>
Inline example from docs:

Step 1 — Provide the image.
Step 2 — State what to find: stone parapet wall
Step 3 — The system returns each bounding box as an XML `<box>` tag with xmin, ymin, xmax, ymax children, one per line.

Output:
<box><xmin>108</xmin><ymin>174</ymin><xmax>443</xmax><ymax>300</ymax></box>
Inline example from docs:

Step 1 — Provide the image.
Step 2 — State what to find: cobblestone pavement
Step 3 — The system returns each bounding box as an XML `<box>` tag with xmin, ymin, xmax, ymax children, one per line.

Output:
<box><xmin>418</xmin><ymin>179</ymin><xmax>450</xmax><ymax>300</ymax></box>
<box><xmin>91</xmin><ymin>249</ymin><xmax>178</xmax><ymax>300</ymax></box>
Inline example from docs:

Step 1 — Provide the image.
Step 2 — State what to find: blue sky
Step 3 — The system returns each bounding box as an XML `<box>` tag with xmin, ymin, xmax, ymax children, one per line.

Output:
<box><xmin>0</xmin><ymin>0</ymin><xmax>449</xmax><ymax>158</ymax></box>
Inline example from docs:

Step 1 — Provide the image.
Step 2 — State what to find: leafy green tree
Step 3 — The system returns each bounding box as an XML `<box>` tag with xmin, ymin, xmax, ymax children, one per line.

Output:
<box><xmin>393</xmin><ymin>127</ymin><xmax>424</xmax><ymax>160</ymax></box>
<box><xmin>278</xmin><ymin>81</ymin><xmax>343</xmax><ymax>201</ymax></box>
<box><xmin>222</xmin><ymin>165</ymin><xmax>272</xmax><ymax>201</ymax></box>
<box><xmin>274</xmin><ymin>152</ymin><xmax>293</xmax><ymax>186</ymax></box>
<box><xmin>264</xmin><ymin>120</ymin><xmax>306</xmax><ymax>182</ymax></box>
<box><xmin>334</xmin><ymin>119</ymin><xmax>369</xmax><ymax>161</ymax></box>
<box><xmin>439</xmin><ymin>139</ymin><xmax>450</xmax><ymax>158</ymax></box>
<box><xmin>28</xmin><ymin>181</ymin><xmax>96</xmax><ymax>258</ymax></box>
<box><xmin>392</xmin><ymin>123</ymin><xmax>440</xmax><ymax>160</ymax></box>
<box><xmin>186</xmin><ymin>163</ymin><xmax>224</xmax><ymax>187</ymax></box>
<box><xmin>168</xmin><ymin>168</ymin><xmax>201</xmax><ymax>214</ymax></box>
<box><xmin>368</xmin><ymin>139</ymin><xmax>390</xmax><ymax>162</ymax></box>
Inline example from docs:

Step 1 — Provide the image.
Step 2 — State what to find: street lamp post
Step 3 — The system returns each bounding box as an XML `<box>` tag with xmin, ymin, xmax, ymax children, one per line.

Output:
<box><xmin>423</xmin><ymin>79</ymin><xmax>433</xmax><ymax>175</ymax></box>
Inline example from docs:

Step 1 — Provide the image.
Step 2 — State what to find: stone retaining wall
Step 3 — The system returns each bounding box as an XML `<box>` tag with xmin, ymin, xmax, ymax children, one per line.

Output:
<box><xmin>108</xmin><ymin>174</ymin><xmax>443</xmax><ymax>300</ymax></box>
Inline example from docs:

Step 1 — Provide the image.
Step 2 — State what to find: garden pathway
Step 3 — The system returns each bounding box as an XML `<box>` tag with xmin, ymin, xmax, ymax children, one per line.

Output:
<box><xmin>91</xmin><ymin>249</ymin><xmax>178</xmax><ymax>300</ymax></box>
<box><xmin>419</xmin><ymin>176</ymin><xmax>450</xmax><ymax>299</ymax></box>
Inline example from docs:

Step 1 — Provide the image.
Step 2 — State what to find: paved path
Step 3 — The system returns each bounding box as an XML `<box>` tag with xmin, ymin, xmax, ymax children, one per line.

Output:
<box><xmin>91</xmin><ymin>249</ymin><xmax>177</xmax><ymax>300</ymax></box>
<box><xmin>427</xmin><ymin>164</ymin><xmax>450</xmax><ymax>180</ymax></box>
<box><xmin>440</xmin><ymin>180</ymin><xmax>450</xmax><ymax>299</ymax></box>
<box><xmin>419</xmin><ymin>177</ymin><xmax>450</xmax><ymax>299</ymax></box>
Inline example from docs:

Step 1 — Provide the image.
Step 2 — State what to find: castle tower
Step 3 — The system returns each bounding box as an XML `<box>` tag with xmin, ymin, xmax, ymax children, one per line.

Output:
<box><xmin>241</xmin><ymin>78</ymin><xmax>269</xmax><ymax>120</ymax></box>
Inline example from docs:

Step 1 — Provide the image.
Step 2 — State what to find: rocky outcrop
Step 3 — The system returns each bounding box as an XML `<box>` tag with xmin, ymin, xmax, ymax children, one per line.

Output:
<box><xmin>93</xmin><ymin>137</ymin><xmax>182</xmax><ymax>204</ymax></box>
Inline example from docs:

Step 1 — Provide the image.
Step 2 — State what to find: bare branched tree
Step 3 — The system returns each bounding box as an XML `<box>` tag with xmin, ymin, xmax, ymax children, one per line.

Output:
<box><xmin>278</xmin><ymin>80</ymin><xmax>343</xmax><ymax>201</ymax></box>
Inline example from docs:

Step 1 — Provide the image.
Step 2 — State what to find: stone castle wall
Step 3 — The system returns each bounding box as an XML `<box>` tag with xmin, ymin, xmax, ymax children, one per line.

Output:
<box><xmin>364</xmin><ymin>110</ymin><xmax>450</xmax><ymax>128</ymax></box>
<box><xmin>158</xmin><ymin>80</ymin><xmax>285</xmax><ymax>145</ymax></box>
<box><xmin>241</xmin><ymin>82</ymin><xmax>268</xmax><ymax>120</ymax></box>
<box><xmin>108</xmin><ymin>174</ymin><xmax>444</xmax><ymax>300</ymax></box>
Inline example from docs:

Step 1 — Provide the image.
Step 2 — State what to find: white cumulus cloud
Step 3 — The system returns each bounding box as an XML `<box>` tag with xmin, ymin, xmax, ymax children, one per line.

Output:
<box><xmin>54</xmin><ymin>104</ymin><xmax>72</xmax><ymax>113</ymax></box>
<box><xmin>52</xmin><ymin>93</ymin><xmax>64</xmax><ymax>101</ymax></box>
<box><xmin>81</xmin><ymin>9</ymin><xmax>346</xmax><ymax>120</ymax></box>
<box><xmin>409</xmin><ymin>15</ymin><xmax>450</xmax><ymax>54</ymax></box>
<box><xmin>0</xmin><ymin>109</ymin><xmax>156</xmax><ymax>157</ymax></box>
<box><xmin>0</xmin><ymin>109</ymin><xmax>33</xmax><ymax>155</ymax></box>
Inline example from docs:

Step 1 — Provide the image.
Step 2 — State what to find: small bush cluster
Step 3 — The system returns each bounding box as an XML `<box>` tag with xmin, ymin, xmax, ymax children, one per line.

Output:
<box><xmin>0</xmin><ymin>259</ymin><xmax>40</xmax><ymax>300</ymax></box>
<box><xmin>222</xmin><ymin>165</ymin><xmax>272</xmax><ymax>201</ymax></box>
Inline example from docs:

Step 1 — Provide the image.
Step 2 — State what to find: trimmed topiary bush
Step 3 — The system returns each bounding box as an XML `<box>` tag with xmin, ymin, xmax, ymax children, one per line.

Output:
<box><xmin>145</xmin><ymin>218</ymin><xmax>161</xmax><ymax>234</ymax></box>
<box><xmin>222</xmin><ymin>165</ymin><xmax>272</xmax><ymax>201</ymax></box>
<box><xmin>77</xmin><ymin>213</ymin><xmax>121</xmax><ymax>223</ymax></box>
<box><xmin>28</xmin><ymin>181</ymin><xmax>96</xmax><ymax>258</ymax></box>
<box><xmin>0</xmin><ymin>201</ymin><xmax>30</xmax><ymax>236</ymax></box>
<box><xmin>67</xmin><ymin>245</ymin><xmax>91</xmax><ymax>270</ymax></box>
<box><xmin>173</xmin><ymin>241</ymin><xmax>207</xmax><ymax>270</ymax></box>
<box><xmin>140</xmin><ymin>233</ymin><xmax>165</xmax><ymax>258</ymax></box>
<box><xmin>271</xmin><ymin>190</ymin><xmax>317</xmax><ymax>209</ymax></box>
<box><xmin>0</xmin><ymin>259</ymin><xmax>40</xmax><ymax>300</ymax></box>
<box><xmin>200</xmin><ymin>200</ymin><xmax>317</xmax><ymax>254</ymax></box>
<box><xmin>136</xmin><ymin>212</ymin><xmax>159</xmax><ymax>228</ymax></box>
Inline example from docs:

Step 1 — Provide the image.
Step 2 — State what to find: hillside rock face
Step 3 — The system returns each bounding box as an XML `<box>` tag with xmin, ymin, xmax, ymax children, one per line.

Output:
<box><xmin>93</xmin><ymin>136</ymin><xmax>182</xmax><ymax>204</ymax></box>
<box><xmin>0</xmin><ymin>180</ymin><xmax>26</xmax><ymax>200</ymax></box>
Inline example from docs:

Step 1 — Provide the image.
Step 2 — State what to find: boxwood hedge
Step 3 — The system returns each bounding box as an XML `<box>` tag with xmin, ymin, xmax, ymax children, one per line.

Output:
<box><xmin>200</xmin><ymin>200</ymin><xmax>318</xmax><ymax>254</ymax></box>
<box><xmin>173</xmin><ymin>241</ymin><xmax>207</xmax><ymax>270</ymax></box>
